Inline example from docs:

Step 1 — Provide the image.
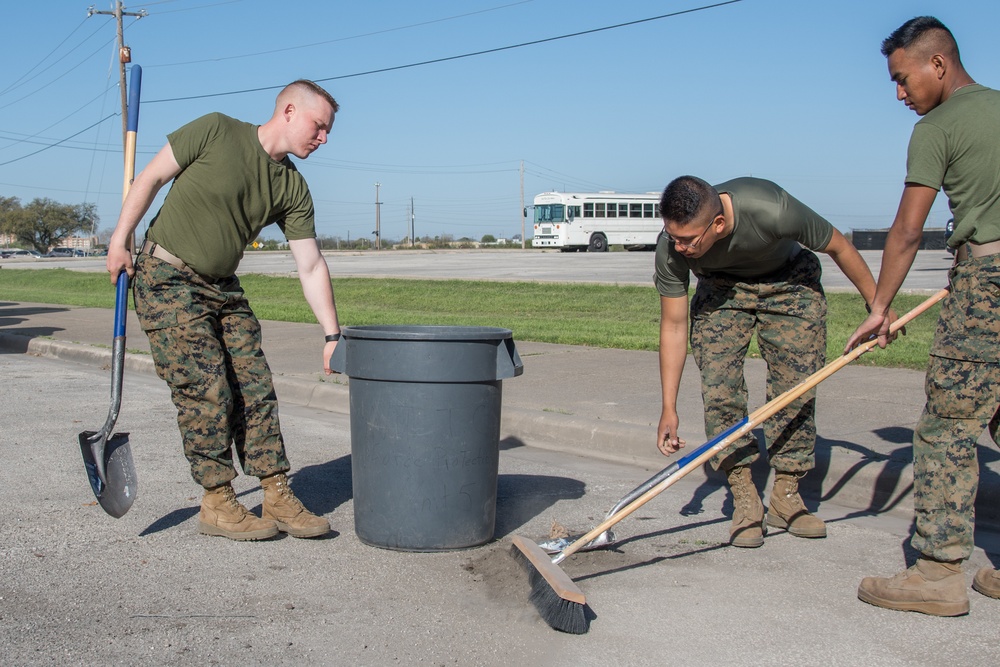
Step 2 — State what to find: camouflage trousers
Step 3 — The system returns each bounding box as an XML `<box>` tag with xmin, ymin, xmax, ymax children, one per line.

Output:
<box><xmin>133</xmin><ymin>254</ymin><xmax>289</xmax><ymax>489</ymax></box>
<box><xmin>911</xmin><ymin>253</ymin><xmax>1000</xmax><ymax>562</ymax></box>
<box><xmin>690</xmin><ymin>249</ymin><xmax>826</xmax><ymax>473</ymax></box>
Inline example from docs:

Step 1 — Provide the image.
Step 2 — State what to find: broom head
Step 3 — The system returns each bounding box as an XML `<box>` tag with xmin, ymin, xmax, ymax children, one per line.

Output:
<box><xmin>510</xmin><ymin>535</ymin><xmax>589</xmax><ymax>634</ymax></box>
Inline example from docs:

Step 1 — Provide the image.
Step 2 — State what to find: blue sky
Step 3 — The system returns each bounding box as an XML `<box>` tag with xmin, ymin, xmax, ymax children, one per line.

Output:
<box><xmin>2</xmin><ymin>0</ymin><xmax>999</xmax><ymax>244</ymax></box>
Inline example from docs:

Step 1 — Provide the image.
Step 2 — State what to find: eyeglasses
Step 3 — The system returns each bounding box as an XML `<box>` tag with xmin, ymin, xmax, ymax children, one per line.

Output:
<box><xmin>664</xmin><ymin>212</ymin><xmax>720</xmax><ymax>250</ymax></box>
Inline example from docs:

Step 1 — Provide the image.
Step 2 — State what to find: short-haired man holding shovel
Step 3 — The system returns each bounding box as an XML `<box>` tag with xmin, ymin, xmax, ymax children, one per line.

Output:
<box><xmin>106</xmin><ymin>80</ymin><xmax>342</xmax><ymax>541</ymax></box>
<box><xmin>656</xmin><ymin>175</ymin><xmax>882</xmax><ymax>548</ymax></box>
<box><xmin>847</xmin><ymin>16</ymin><xmax>1000</xmax><ymax>616</ymax></box>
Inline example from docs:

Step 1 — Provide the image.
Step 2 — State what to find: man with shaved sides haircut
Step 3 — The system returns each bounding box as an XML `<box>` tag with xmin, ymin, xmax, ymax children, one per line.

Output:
<box><xmin>655</xmin><ymin>175</ymin><xmax>881</xmax><ymax>549</ymax></box>
<box><xmin>107</xmin><ymin>80</ymin><xmax>342</xmax><ymax>541</ymax></box>
<box><xmin>847</xmin><ymin>16</ymin><xmax>1000</xmax><ymax>615</ymax></box>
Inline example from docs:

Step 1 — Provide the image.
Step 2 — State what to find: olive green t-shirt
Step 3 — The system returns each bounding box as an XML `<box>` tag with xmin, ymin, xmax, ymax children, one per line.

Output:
<box><xmin>146</xmin><ymin>112</ymin><xmax>316</xmax><ymax>278</ymax></box>
<box><xmin>905</xmin><ymin>84</ymin><xmax>1000</xmax><ymax>247</ymax></box>
<box><xmin>654</xmin><ymin>177</ymin><xmax>835</xmax><ymax>297</ymax></box>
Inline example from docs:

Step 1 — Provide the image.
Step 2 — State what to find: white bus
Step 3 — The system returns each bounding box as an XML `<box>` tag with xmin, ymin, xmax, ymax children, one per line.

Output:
<box><xmin>531</xmin><ymin>191</ymin><xmax>662</xmax><ymax>252</ymax></box>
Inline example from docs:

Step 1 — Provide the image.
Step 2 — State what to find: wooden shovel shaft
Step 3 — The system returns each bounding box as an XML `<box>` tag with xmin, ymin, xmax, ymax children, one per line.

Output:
<box><xmin>552</xmin><ymin>288</ymin><xmax>948</xmax><ymax>565</ymax></box>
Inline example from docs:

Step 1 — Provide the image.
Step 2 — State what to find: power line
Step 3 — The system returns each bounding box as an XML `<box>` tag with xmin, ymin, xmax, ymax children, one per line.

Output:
<box><xmin>5</xmin><ymin>2</ymin><xmax>743</xmax><ymax>167</ymax></box>
<box><xmin>146</xmin><ymin>0</ymin><xmax>744</xmax><ymax>103</ymax></box>
<box><xmin>0</xmin><ymin>84</ymin><xmax>117</xmax><ymax>154</ymax></box>
<box><xmin>147</xmin><ymin>0</ymin><xmax>533</xmax><ymax>68</ymax></box>
<box><xmin>0</xmin><ymin>114</ymin><xmax>117</xmax><ymax>167</ymax></box>
<box><xmin>0</xmin><ymin>17</ymin><xmax>92</xmax><ymax>97</ymax></box>
<box><xmin>0</xmin><ymin>33</ymin><xmax>118</xmax><ymax>111</ymax></box>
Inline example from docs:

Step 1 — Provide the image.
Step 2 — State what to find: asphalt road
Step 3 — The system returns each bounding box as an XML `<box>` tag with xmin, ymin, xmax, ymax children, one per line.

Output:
<box><xmin>1</xmin><ymin>248</ymin><xmax>955</xmax><ymax>292</ymax></box>
<box><xmin>2</xmin><ymin>352</ymin><xmax>998</xmax><ymax>666</ymax></box>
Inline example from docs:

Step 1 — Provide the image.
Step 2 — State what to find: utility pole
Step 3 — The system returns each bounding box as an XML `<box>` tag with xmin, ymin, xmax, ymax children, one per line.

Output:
<box><xmin>88</xmin><ymin>2</ymin><xmax>147</xmax><ymax>150</ymax></box>
<box><xmin>373</xmin><ymin>182</ymin><xmax>381</xmax><ymax>250</ymax></box>
<box><xmin>520</xmin><ymin>160</ymin><xmax>526</xmax><ymax>249</ymax></box>
<box><xmin>410</xmin><ymin>197</ymin><xmax>415</xmax><ymax>247</ymax></box>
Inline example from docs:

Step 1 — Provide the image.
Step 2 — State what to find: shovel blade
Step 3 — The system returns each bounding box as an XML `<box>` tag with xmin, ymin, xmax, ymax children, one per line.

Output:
<box><xmin>78</xmin><ymin>431</ymin><xmax>137</xmax><ymax>518</ymax></box>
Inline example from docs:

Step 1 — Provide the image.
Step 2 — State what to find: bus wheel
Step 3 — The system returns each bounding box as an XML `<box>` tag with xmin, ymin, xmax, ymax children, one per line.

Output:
<box><xmin>588</xmin><ymin>234</ymin><xmax>608</xmax><ymax>252</ymax></box>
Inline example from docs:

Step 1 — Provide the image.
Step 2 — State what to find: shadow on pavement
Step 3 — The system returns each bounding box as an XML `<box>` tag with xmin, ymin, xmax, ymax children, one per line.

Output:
<box><xmin>495</xmin><ymin>473</ymin><xmax>586</xmax><ymax>539</ymax></box>
<box><xmin>0</xmin><ymin>303</ymin><xmax>68</xmax><ymax>351</ymax></box>
<box><xmin>496</xmin><ymin>437</ymin><xmax>587</xmax><ymax>538</ymax></box>
<box><xmin>140</xmin><ymin>505</ymin><xmax>199</xmax><ymax>536</ymax></box>
<box><xmin>289</xmin><ymin>454</ymin><xmax>353</xmax><ymax>517</ymax></box>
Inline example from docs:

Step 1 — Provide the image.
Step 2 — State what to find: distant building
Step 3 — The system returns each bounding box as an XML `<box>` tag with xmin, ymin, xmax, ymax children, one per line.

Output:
<box><xmin>2</xmin><ymin>233</ymin><xmax>98</xmax><ymax>251</ymax></box>
<box><xmin>59</xmin><ymin>235</ymin><xmax>98</xmax><ymax>251</ymax></box>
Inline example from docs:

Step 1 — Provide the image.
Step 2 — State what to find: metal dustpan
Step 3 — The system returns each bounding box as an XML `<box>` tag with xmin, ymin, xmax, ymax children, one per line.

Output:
<box><xmin>78</xmin><ymin>274</ymin><xmax>137</xmax><ymax>518</ymax></box>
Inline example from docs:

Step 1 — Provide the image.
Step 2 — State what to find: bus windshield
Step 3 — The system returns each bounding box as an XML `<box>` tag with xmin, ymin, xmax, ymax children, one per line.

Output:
<box><xmin>534</xmin><ymin>204</ymin><xmax>565</xmax><ymax>223</ymax></box>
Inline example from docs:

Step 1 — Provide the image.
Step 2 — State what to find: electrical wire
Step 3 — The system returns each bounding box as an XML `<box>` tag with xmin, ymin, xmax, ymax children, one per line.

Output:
<box><xmin>148</xmin><ymin>1</ymin><xmax>533</xmax><ymax>68</ymax></box>
<box><xmin>0</xmin><ymin>114</ymin><xmax>117</xmax><ymax>167</ymax></box>
<box><xmin>146</xmin><ymin>0</ymin><xmax>744</xmax><ymax>103</ymax></box>
<box><xmin>0</xmin><ymin>17</ymin><xmax>92</xmax><ymax>97</ymax></box>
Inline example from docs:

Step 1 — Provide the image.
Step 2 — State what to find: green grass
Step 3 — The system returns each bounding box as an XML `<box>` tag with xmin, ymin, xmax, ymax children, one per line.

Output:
<box><xmin>0</xmin><ymin>268</ymin><xmax>940</xmax><ymax>369</ymax></box>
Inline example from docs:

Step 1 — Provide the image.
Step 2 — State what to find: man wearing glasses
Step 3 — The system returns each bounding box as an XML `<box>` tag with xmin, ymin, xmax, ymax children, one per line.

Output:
<box><xmin>654</xmin><ymin>175</ymin><xmax>880</xmax><ymax>549</ymax></box>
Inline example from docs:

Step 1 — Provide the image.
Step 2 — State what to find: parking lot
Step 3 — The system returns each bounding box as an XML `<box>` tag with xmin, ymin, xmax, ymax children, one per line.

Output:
<box><xmin>1</xmin><ymin>247</ymin><xmax>954</xmax><ymax>292</ymax></box>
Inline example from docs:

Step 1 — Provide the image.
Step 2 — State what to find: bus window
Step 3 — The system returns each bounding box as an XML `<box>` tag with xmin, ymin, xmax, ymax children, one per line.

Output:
<box><xmin>595</xmin><ymin>203</ymin><xmax>605</xmax><ymax>218</ymax></box>
<box><xmin>606</xmin><ymin>203</ymin><xmax>617</xmax><ymax>218</ymax></box>
<box><xmin>630</xmin><ymin>203</ymin><xmax>643</xmax><ymax>218</ymax></box>
<box><xmin>583</xmin><ymin>203</ymin><xmax>594</xmax><ymax>218</ymax></box>
<box><xmin>534</xmin><ymin>204</ymin><xmax>565</xmax><ymax>223</ymax></box>
<box><xmin>643</xmin><ymin>203</ymin><xmax>655</xmax><ymax>218</ymax></box>
<box><xmin>619</xmin><ymin>203</ymin><xmax>629</xmax><ymax>217</ymax></box>
<box><xmin>569</xmin><ymin>206</ymin><xmax>579</xmax><ymax>220</ymax></box>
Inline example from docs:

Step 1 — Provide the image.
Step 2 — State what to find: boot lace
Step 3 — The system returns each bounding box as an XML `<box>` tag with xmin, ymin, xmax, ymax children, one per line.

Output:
<box><xmin>778</xmin><ymin>474</ymin><xmax>806</xmax><ymax>511</ymax></box>
<box><xmin>728</xmin><ymin>469</ymin><xmax>753</xmax><ymax>519</ymax></box>
<box><xmin>215</xmin><ymin>485</ymin><xmax>250</xmax><ymax>518</ymax></box>
<box><xmin>270</xmin><ymin>475</ymin><xmax>307</xmax><ymax>512</ymax></box>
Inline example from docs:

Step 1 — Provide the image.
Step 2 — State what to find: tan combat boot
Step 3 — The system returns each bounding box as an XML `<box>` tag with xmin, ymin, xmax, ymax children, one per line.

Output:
<box><xmin>766</xmin><ymin>471</ymin><xmax>826</xmax><ymax>538</ymax></box>
<box><xmin>261</xmin><ymin>473</ymin><xmax>330</xmax><ymax>538</ymax></box>
<box><xmin>858</xmin><ymin>558</ymin><xmax>968</xmax><ymax>616</ymax></box>
<box><xmin>199</xmin><ymin>483</ymin><xmax>278</xmax><ymax>541</ymax></box>
<box><xmin>727</xmin><ymin>466</ymin><xmax>765</xmax><ymax>548</ymax></box>
<box><xmin>972</xmin><ymin>566</ymin><xmax>1000</xmax><ymax>599</ymax></box>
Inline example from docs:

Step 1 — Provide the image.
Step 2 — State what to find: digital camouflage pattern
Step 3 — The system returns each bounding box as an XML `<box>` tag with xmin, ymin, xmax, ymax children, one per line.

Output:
<box><xmin>931</xmin><ymin>254</ymin><xmax>1000</xmax><ymax>363</ymax></box>
<box><xmin>911</xmin><ymin>254</ymin><xmax>1000</xmax><ymax>562</ymax></box>
<box><xmin>133</xmin><ymin>254</ymin><xmax>289</xmax><ymax>489</ymax></box>
<box><xmin>689</xmin><ymin>250</ymin><xmax>827</xmax><ymax>473</ymax></box>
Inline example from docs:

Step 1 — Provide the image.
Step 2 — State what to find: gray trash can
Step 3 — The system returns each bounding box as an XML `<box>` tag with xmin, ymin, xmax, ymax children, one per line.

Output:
<box><xmin>329</xmin><ymin>325</ymin><xmax>523</xmax><ymax>551</ymax></box>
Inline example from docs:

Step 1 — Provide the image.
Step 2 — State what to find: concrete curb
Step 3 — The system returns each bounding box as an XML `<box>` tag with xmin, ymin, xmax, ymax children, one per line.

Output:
<box><xmin>4</xmin><ymin>331</ymin><xmax>996</xmax><ymax>530</ymax></box>
<box><xmin>499</xmin><ymin>405</ymin><xmax>920</xmax><ymax>518</ymax></box>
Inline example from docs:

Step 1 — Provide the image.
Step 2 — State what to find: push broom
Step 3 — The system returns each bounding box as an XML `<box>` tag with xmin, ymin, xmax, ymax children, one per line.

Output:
<box><xmin>511</xmin><ymin>288</ymin><xmax>948</xmax><ymax>634</ymax></box>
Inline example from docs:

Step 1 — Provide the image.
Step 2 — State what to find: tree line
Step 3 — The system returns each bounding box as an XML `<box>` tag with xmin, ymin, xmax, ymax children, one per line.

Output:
<box><xmin>0</xmin><ymin>196</ymin><xmax>97</xmax><ymax>253</ymax></box>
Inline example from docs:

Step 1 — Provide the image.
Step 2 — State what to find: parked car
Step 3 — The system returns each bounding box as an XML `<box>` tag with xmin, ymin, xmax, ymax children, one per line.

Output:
<box><xmin>46</xmin><ymin>247</ymin><xmax>75</xmax><ymax>258</ymax></box>
<box><xmin>2</xmin><ymin>249</ymin><xmax>41</xmax><ymax>258</ymax></box>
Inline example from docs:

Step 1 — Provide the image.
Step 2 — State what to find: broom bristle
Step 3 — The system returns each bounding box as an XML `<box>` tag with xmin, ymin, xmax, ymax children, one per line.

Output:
<box><xmin>510</xmin><ymin>539</ymin><xmax>589</xmax><ymax>634</ymax></box>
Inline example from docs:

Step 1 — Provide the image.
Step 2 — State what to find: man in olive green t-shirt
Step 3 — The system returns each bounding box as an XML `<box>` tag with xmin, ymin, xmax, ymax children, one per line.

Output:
<box><xmin>847</xmin><ymin>16</ymin><xmax>1000</xmax><ymax>616</ymax></box>
<box><xmin>656</xmin><ymin>176</ymin><xmax>879</xmax><ymax>549</ymax></box>
<box><xmin>106</xmin><ymin>80</ymin><xmax>342</xmax><ymax>542</ymax></box>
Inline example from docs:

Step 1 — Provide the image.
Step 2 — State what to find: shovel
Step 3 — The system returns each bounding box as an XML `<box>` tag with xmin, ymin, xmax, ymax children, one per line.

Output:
<box><xmin>78</xmin><ymin>65</ymin><xmax>142</xmax><ymax>518</ymax></box>
<box><xmin>78</xmin><ymin>270</ymin><xmax>137</xmax><ymax>518</ymax></box>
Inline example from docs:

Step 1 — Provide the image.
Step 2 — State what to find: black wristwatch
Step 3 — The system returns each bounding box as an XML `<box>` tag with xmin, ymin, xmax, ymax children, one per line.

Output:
<box><xmin>325</xmin><ymin>333</ymin><xmax>341</xmax><ymax>343</ymax></box>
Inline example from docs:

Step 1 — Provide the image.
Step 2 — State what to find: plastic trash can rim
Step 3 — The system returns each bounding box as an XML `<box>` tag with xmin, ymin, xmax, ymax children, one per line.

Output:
<box><xmin>340</xmin><ymin>325</ymin><xmax>513</xmax><ymax>341</ymax></box>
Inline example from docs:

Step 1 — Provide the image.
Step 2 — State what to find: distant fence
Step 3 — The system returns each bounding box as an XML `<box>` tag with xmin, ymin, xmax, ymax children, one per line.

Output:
<box><xmin>851</xmin><ymin>228</ymin><xmax>947</xmax><ymax>251</ymax></box>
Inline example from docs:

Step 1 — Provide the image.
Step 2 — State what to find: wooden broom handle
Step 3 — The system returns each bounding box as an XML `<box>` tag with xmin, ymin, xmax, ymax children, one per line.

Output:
<box><xmin>553</xmin><ymin>288</ymin><xmax>949</xmax><ymax>564</ymax></box>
